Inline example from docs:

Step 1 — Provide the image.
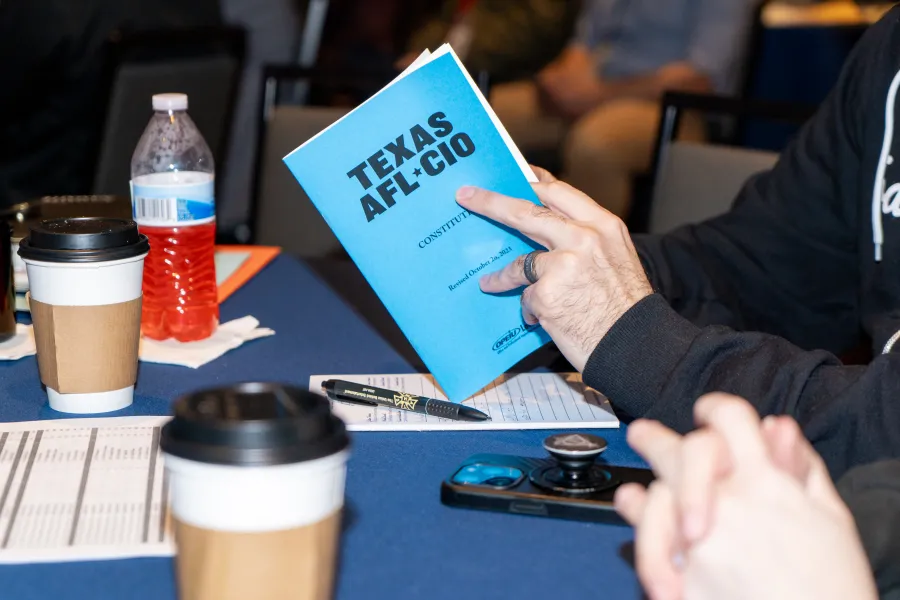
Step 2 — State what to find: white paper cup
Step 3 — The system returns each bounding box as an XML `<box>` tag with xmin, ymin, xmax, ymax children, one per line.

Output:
<box><xmin>165</xmin><ymin>452</ymin><xmax>348</xmax><ymax>533</ymax></box>
<box><xmin>18</xmin><ymin>218</ymin><xmax>149</xmax><ymax>413</ymax></box>
<box><xmin>24</xmin><ymin>254</ymin><xmax>146</xmax><ymax>306</ymax></box>
<box><xmin>161</xmin><ymin>384</ymin><xmax>351</xmax><ymax>600</ymax></box>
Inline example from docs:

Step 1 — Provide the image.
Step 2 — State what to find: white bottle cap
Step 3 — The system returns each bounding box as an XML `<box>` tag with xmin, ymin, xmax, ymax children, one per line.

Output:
<box><xmin>152</xmin><ymin>93</ymin><xmax>188</xmax><ymax>111</ymax></box>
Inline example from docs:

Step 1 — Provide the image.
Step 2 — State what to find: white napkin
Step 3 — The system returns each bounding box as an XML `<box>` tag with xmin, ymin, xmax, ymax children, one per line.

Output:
<box><xmin>139</xmin><ymin>316</ymin><xmax>275</xmax><ymax>368</ymax></box>
<box><xmin>0</xmin><ymin>324</ymin><xmax>37</xmax><ymax>360</ymax></box>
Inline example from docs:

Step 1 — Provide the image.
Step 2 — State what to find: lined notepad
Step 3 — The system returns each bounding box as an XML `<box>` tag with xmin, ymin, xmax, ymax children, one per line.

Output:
<box><xmin>308</xmin><ymin>373</ymin><xmax>619</xmax><ymax>431</ymax></box>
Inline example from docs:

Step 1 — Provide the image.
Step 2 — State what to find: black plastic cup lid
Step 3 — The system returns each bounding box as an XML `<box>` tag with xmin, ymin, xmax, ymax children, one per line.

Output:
<box><xmin>17</xmin><ymin>217</ymin><xmax>150</xmax><ymax>263</ymax></box>
<box><xmin>160</xmin><ymin>383</ymin><xmax>350</xmax><ymax>467</ymax></box>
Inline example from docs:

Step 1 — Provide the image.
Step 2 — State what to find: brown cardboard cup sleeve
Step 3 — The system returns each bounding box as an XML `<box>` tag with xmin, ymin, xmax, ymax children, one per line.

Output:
<box><xmin>29</xmin><ymin>295</ymin><xmax>142</xmax><ymax>394</ymax></box>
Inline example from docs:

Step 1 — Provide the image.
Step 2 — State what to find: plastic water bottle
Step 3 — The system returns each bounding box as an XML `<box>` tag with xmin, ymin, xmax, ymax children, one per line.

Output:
<box><xmin>130</xmin><ymin>93</ymin><xmax>219</xmax><ymax>342</ymax></box>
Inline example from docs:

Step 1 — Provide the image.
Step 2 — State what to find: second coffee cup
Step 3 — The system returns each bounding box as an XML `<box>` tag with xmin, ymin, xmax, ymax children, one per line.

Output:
<box><xmin>161</xmin><ymin>383</ymin><xmax>351</xmax><ymax>600</ymax></box>
<box><xmin>18</xmin><ymin>217</ymin><xmax>149</xmax><ymax>413</ymax></box>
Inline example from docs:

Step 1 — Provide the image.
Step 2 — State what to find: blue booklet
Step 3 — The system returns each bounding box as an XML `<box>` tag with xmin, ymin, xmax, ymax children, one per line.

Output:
<box><xmin>283</xmin><ymin>45</ymin><xmax>552</xmax><ymax>401</ymax></box>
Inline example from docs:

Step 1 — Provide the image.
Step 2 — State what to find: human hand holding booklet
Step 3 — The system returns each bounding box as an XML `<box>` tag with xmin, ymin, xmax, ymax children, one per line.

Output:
<box><xmin>283</xmin><ymin>45</ymin><xmax>551</xmax><ymax>401</ymax></box>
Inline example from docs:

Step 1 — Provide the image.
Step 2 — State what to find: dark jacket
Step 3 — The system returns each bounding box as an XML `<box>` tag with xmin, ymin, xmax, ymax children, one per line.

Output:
<box><xmin>0</xmin><ymin>0</ymin><xmax>221</xmax><ymax>207</ymax></box>
<box><xmin>839</xmin><ymin>461</ymin><xmax>900</xmax><ymax>599</ymax></box>
<box><xmin>582</xmin><ymin>7</ymin><xmax>900</xmax><ymax>480</ymax></box>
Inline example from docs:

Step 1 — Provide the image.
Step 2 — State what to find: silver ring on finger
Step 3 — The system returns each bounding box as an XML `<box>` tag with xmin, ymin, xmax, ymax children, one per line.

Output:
<box><xmin>523</xmin><ymin>250</ymin><xmax>546</xmax><ymax>285</ymax></box>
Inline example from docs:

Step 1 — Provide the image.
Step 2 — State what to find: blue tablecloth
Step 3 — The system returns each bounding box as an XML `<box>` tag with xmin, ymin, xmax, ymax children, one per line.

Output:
<box><xmin>0</xmin><ymin>255</ymin><xmax>644</xmax><ymax>600</ymax></box>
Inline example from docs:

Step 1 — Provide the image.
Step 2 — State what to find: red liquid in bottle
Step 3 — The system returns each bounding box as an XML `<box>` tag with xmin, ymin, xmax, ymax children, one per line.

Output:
<box><xmin>139</xmin><ymin>221</ymin><xmax>219</xmax><ymax>342</ymax></box>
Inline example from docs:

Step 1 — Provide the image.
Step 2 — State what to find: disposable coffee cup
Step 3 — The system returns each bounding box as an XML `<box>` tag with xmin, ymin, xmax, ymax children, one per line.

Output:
<box><xmin>18</xmin><ymin>217</ymin><xmax>149</xmax><ymax>413</ymax></box>
<box><xmin>160</xmin><ymin>383</ymin><xmax>351</xmax><ymax>600</ymax></box>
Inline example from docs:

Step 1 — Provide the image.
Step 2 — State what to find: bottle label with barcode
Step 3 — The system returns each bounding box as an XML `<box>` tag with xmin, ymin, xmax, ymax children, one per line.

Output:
<box><xmin>130</xmin><ymin>174</ymin><xmax>214</xmax><ymax>226</ymax></box>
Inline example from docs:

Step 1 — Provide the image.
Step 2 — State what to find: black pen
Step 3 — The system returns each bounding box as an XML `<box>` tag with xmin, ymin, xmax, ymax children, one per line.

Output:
<box><xmin>321</xmin><ymin>379</ymin><xmax>491</xmax><ymax>422</ymax></box>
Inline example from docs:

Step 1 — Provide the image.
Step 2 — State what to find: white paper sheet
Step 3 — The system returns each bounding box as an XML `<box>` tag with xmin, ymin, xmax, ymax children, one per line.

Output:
<box><xmin>0</xmin><ymin>417</ymin><xmax>174</xmax><ymax>564</ymax></box>
<box><xmin>309</xmin><ymin>373</ymin><xmax>619</xmax><ymax>431</ymax></box>
<box><xmin>214</xmin><ymin>251</ymin><xmax>250</xmax><ymax>286</ymax></box>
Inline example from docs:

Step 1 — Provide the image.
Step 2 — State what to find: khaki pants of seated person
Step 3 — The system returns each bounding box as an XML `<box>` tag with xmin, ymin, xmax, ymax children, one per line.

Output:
<box><xmin>490</xmin><ymin>81</ymin><xmax>707</xmax><ymax>218</ymax></box>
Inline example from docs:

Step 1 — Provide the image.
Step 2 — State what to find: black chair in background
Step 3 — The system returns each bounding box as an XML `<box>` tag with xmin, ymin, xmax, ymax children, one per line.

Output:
<box><xmin>241</xmin><ymin>65</ymin><xmax>416</xmax><ymax>366</ymax></box>
<box><xmin>90</xmin><ymin>26</ymin><xmax>246</xmax><ymax>205</ymax></box>
<box><xmin>227</xmin><ymin>65</ymin><xmax>393</xmax><ymax>251</ymax></box>
<box><xmin>628</xmin><ymin>91</ymin><xmax>816</xmax><ymax>234</ymax></box>
<box><xmin>642</xmin><ymin>89</ymin><xmax>875</xmax><ymax>365</ymax></box>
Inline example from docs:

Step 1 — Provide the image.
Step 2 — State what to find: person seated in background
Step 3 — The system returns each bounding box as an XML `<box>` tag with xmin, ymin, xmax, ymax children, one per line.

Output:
<box><xmin>491</xmin><ymin>0</ymin><xmax>758</xmax><ymax>218</ymax></box>
<box><xmin>0</xmin><ymin>0</ymin><xmax>221</xmax><ymax>209</ymax></box>
<box><xmin>453</xmin><ymin>5</ymin><xmax>900</xmax><ymax>482</ymax></box>
<box><xmin>616</xmin><ymin>393</ymin><xmax>896</xmax><ymax>600</ymax></box>
<box><xmin>397</xmin><ymin>0</ymin><xmax>581</xmax><ymax>85</ymax></box>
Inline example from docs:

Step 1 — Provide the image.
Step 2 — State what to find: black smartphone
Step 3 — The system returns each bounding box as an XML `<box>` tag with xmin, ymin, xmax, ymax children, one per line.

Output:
<box><xmin>441</xmin><ymin>453</ymin><xmax>654</xmax><ymax>525</ymax></box>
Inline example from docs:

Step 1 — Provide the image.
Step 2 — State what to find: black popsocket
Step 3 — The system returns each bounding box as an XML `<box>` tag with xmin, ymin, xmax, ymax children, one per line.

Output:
<box><xmin>529</xmin><ymin>433</ymin><xmax>618</xmax><ymax>494</ymax></box>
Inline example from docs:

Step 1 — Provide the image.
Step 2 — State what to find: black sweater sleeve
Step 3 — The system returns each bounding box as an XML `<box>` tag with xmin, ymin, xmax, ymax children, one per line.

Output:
<box><xmin>838</xmin><ymin>461</ymin><xmax>900</xmax><ymax>599</ymax></box>
<box><xmin>582</xmin><ymin>12</ymin><xmax>900</xmax><ymax>479</ymax></box>
<box><xmin>583</xmin><ymin>295</ymin><xmax>900</xmax><ymax>479</ymax></box>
